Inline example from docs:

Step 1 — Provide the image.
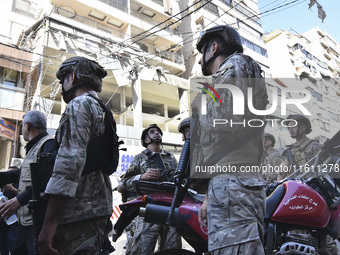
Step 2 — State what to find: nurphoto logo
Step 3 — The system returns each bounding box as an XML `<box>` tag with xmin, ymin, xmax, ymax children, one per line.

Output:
<box><xmin>197</xmin><ymin>82</ymin><xmax>312</xmax><ymax>128</ymax></box>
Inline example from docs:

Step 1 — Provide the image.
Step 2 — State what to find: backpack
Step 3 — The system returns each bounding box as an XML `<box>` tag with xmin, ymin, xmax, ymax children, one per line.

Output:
<box><xmin>82</xmin><ymin>95</ymin><xmax>123</xmax><ymax>176</ymax></box>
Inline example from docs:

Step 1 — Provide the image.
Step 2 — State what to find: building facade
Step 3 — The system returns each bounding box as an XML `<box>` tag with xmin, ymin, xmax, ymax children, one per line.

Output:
<box><xmin>264</xmin><ymin>28</ymin><xmax>340</xmax><ymax>148</ymax></box>
<box><xmin>3</xmin><ymin>1</ymin><xmax>339</xmax><ymax>173</ymax></box>
<box><xmin>0</xmin><ymin>0</ymin><xmax>273</xmax><ymax>173</ymax></box>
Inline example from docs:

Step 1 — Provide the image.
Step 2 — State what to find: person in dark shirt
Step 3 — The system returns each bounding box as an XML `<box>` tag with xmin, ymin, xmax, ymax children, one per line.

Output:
<box><xmin>0</xmin><ymin>110</ymin><xmax>54</xmax><ymax>255</ymax></box>
<box><xmin>0</xmin><ymin>166</ymin><xmax>19</xmax><ymax>254</ymax></box>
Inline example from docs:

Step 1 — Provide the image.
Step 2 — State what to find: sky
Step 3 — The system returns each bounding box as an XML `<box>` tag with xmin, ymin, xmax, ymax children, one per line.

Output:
<box><xmin>257</xmin><ymin>0</ymin><xmax>340</xmax><ymax>44</ymax></box>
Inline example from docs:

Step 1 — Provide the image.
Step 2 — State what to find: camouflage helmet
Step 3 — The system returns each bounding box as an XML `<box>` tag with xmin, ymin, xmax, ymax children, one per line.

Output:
<box><xmin>141</xmin><ymin>124</ymin><xmax>163</xmax><ymax>147</ymax></box>
<box><xmin>196</xmin><ymin>25</ymin><xmax>243</xmax><ymax>53</ymax></box>
<box><xmin>178</xmin><ymin>117</ymin><xmax>190</xmax><ymax>133</ymax></box>
<box><xmin>286</xmin><ymin>114</ymin><xmax>312</xmax><ymax>134</ymax></box>
<box><xmin>264</xmin><ymin>133</ymin><xmax>276</xmax><ymax>146</ymax></box>
<box><xmin>56</xmin><ymin>56</ymin><xmax>107</xmax><ymax>92</ymax></box>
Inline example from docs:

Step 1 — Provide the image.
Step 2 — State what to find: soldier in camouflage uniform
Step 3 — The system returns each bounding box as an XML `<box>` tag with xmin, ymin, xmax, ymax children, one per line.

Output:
<box><xmin>178</xmin><ymin>117</ymin><xmax>208</xmax><ymax>194</ymax></box>
<box><xmin>123</xmin><ymin>124</ymin><xmax>182</xmax><ymax>255</ymax></box>
<box><xmin>0</xmin><ymin>111</ymin><xmax>54</xmax><ymax>255</ymax></box>
<box><xmin>38</xmin><ymin>57</ymin><xmax>113</xmax><ymax>255</ymax></box>
<box><xmin>192</xmin><ymin>25</ymin><xmax>268</xmax><ymax>254</ymax></box>
<box><xmin>278</xmin><ymin>114</ymin><xmax>322</xmax><ymax>180</ymax></box>
<box><xmin>262</xmin><ymin>133</ymin><xmax>284</xmax><ymax>183</ymax></box>
<box><xmin>278</xmin><ymin>115</ymin><xmax>338</xmax><ymax>255</ymax></box>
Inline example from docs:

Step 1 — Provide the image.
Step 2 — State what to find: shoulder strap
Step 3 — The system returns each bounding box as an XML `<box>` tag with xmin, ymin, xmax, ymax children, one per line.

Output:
<box><xmin>86</xmin><ymin>95</ymin><xmax>110</xmax><ymax>120</ymax></box>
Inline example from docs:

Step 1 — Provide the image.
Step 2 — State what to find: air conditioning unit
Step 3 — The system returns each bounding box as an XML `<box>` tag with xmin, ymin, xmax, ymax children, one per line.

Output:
<box><xmin>10</xmin><ymin>158</ymin><xmax>24</xmax><ymax>168</ymax></box>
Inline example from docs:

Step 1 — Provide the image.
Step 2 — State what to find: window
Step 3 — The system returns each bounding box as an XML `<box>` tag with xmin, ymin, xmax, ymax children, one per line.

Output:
<box><xmin>307</xmin><ymin>87</ymin><xmax>323</xmax><ymax>102</ymax></box>
<box><xmin>235</xmin><ymin>4</ymin><xmax>261</xmax><ymax>25</ymax></box>
<box><xmin>0</xmin><ymin>67</ymin><xmax>23</xmax><ymax>109</ymax></box>
<box><xmin>12</xmin><ymin>0</ymin><xmax>36</xmax><ymax>17</ymax></box>
<box><xmin>98</xmin><ymin>0</ymin><xmax>128</xmax><ymax>13</ymax></box>
<box><xmin>238</xmin><ymin>20</ymin><xmax>261</xmax><ymax>40</ymax></box>
<box><xmin>328</xmin><ymin>112</ymin><xmax>339</xmax><ymax>121</ymax></box>
<box><xmin>241</xmin><ymin>37</ymin><xmax>268</xmax><ymax>57</ymax></box>
<box><xmin>219</xmin><ymin>0</ymin><xmax>232</xmax><ymax>6</ymax></box>
<box><xmin>277</xmin><ymin>87</ymin><xmax>281</xmax><ymax>95</ymax></box>
<box><xmin>292</xmin><ymin>44</ymin><xmax>300</xmax><ymax>51</ymax></box>
<box><xmin>301</xmin><ymin>49</ymin><xmax>313</xmax><ymax>60</ymax></box>
<box><xmin>200</xmin><ymin>0</ymin><xmax>219</xmax><ymax>16</ymax></box>
<box><xmin>0</xmin><ymin>68</ymin><xmax>18</xmax><ymax>87</ymax></box>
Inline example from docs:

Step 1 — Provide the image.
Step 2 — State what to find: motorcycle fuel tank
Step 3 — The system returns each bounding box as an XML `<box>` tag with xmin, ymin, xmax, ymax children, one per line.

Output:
<box><xmin>271</xmin><ymin>181</ymin><xmax>330</xmax><ymax>228</ymax></box>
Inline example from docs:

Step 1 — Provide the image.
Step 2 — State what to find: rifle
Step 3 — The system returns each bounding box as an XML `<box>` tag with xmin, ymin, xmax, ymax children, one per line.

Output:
<box><xmin>147</xmin><ymin>153</ymin><xmax>170</xmax><ymax>182</ymax></box>
<box><xmin>283</xmin><ymin>146</ymin><xmax>297</xmax><ymax>170</ymax></box>
<box><xmin>166</xmin><ymin>110</ymin><xmax>200</xmax><ymax>225</ymax></box>
<box><xmin>29</xmin><ymin>162</ymin><xmax>41</xmax><ymax>255</ymax></box>
<box><xmin>29</xmin><ymin>148</ymin><xmax>56</xmax><ymax>255</ymax></box>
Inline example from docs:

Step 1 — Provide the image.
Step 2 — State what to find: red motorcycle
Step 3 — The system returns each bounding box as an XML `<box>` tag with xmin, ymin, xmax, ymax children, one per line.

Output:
<box><xmin>113</xmin><ymin>129</ymin><xmax>340</xmax><ymax>255</ymax></box>
<box><xmin>264</xmin><ymin>132</ymin><xmax>340</xmax><ymax>255</ymax></box>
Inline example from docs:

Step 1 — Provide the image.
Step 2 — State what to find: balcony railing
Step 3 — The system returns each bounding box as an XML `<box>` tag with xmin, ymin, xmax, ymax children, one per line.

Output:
<box><xmin>155</xmin><ymin>49</ymin><xmax>184</xmax><ymax>65</ymax></box>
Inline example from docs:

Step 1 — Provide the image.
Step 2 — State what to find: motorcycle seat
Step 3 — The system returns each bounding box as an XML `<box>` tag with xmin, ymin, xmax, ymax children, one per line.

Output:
<box><xmin>265</xmin><ymin>184</ymin><xmax>285</xmax><ymax>219</ymax></box>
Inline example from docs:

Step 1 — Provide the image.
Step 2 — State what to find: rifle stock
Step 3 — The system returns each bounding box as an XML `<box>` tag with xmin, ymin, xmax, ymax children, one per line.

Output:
<box><xmin>29</xmin><ymin>162</ymin><xmax>41</xmax><ymax>255</ymax></box>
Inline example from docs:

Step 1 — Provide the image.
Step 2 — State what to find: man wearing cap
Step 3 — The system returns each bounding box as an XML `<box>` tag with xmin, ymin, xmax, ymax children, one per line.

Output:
<box><xmin>278</xmin><ymin>114</ymin><xmax>322</xmax><ymax>181</ymax></box>
<box><xmin>122</xmin><ymin>124</ymin><xmax>181</xmax><ymax>255</ymax></box>
<box><xmin>191</xmin><ymin>25</ymin><xmax>268</xmax><ymax>254</ymax></box>
<box><xmin>38</xmin><ymin>57</ymin><xmax>113</xmax><ymax>255</ymax></box>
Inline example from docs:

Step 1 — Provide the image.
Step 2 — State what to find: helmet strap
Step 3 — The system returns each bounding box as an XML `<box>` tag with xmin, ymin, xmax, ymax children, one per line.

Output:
<box><xmin>202</xmin><ymin>46</ymin><xmax>233</xmax><ymax>75</ymax></box>
<box><xmin>62</xmin><ymin>83</ymin><xmax>80</xmax><ymax>100</ymax></box>
<box><xmin>144</xmin><ymin>133</ymin><xmax>162</xmax><ymax>147</ymax></box>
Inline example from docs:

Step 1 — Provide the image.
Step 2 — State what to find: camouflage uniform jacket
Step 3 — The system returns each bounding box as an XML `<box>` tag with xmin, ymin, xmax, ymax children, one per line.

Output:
<box><xmin>262</xmin><ymin>148</ymin><xmax>284</xmax><ymax>182</ymax></box>
<box><xmin>281</xmin><ymin>138</ymin><xmax>322</xmax><ymax>179</ymax></box>
<box><xmin>45</xmin><ymin>91</ymin><xmax>112</xmax><ymax>224</ymax></box>
<box><xmin>192</xmin><ymin>53</ymin><xmax>268</xmax><ymax>170</ymax></box>
<box><xmin>289</xmin><ymin>138</ymin><xmax>322</xmax><ymax>166</ymax></box>
<box><xmin>193</xmin><ymin>53</ymin><xmax>268</xmax><ymax>251</ymax></box>
<box><xmin>123</xmin><ymin>148</ymin><xmax>177</xmax><ymax>191</ymax></box>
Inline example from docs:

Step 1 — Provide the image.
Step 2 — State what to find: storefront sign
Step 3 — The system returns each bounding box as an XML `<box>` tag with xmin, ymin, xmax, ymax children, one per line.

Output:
<box><xmin>0</xmin><ymin>118</ymin><xmax>16</xmax><ymax>140</ymax></box>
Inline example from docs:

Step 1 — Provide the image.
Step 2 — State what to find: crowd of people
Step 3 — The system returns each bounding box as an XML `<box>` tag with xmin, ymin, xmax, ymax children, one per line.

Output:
<box><xmin>0</xmin><ymin>24</ymin><xmax>336</xmax><ymax>255</ymax></box>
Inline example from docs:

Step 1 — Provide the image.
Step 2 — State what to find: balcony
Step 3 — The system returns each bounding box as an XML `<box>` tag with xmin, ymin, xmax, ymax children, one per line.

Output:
<box><xmin>130</xmin><ymin>8</ymin><xmax>180</xmax><ymax>37</ymax></box>
<box><xmin>54</xmin><ymin>6</ymin><xmax>126</xmax><ymax>36</ymax></box>
<box><xmin>155</xmin><ymin>49</ymin><xmax>184</xmax><ymax>65</ymax></box>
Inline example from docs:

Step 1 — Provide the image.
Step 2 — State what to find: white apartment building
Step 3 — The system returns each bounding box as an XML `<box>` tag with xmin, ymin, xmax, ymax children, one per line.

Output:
<box><xmin>264</xmin><ymin>28</ymin><xmax>340</xmax><ymax>148</ymax></box>
<box><xmin>0</xmin><ymin>0</ymin><xmax>273</xmax><ymax>173</ymax></box>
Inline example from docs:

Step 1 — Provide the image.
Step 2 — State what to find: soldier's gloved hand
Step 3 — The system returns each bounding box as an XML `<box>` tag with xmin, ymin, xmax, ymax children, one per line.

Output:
<box><xmin>141</xmin><ymin>168</ymin><xmax>160</xmax><ymax>180</ymax></box>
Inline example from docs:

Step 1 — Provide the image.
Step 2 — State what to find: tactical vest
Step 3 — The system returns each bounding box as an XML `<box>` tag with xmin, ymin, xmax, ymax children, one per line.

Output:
<box><xmin>291</xmin><ymin>138</ymin><xmax>315</xmax><ymax>166</ymax></box>
<box><xmin>17</xmin><ymin>135</ymin><xmax>53</xmax><ymax>226</ymax></box>
<box><xmin>141</xmin><ymin>149</ymin><xmax>175</xmax><ymax>181</ymax></box>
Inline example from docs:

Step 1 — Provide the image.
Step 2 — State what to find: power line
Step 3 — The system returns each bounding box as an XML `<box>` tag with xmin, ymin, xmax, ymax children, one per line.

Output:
<box><xmin>3</xmin><ymin>0</ymin><xmax>307</xmax><ymax>85</ymax></box>
<box><xmin>174</xmin><ymin>0</ymin><xmax>305</xmax><ymax>55</ymax></box>
<box><xmin>119</xmin><ymin>0</ymin><xmax>214</xmax><ymax>46</ymax></box>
